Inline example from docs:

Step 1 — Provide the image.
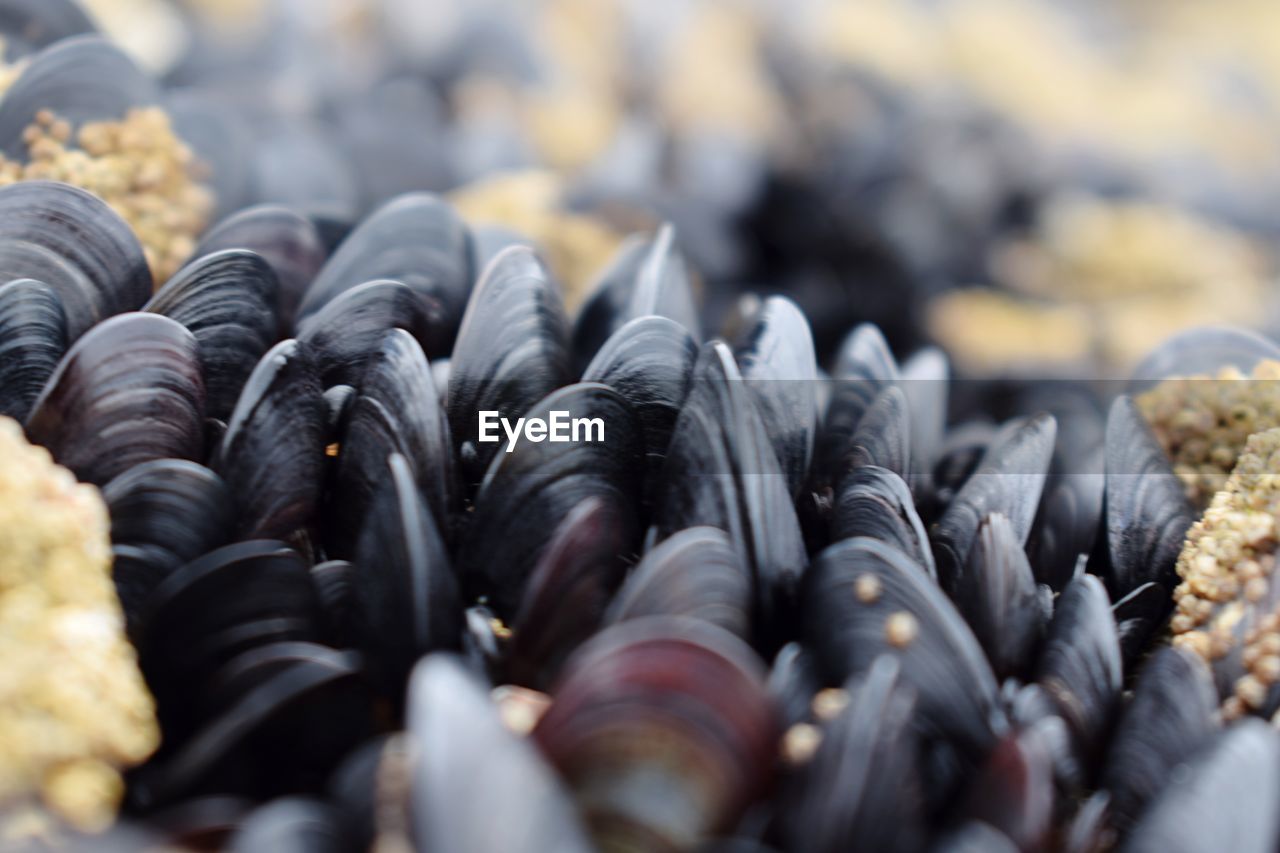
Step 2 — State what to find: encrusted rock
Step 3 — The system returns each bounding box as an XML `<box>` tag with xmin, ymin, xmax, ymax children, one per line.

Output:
<box><xmin>0</xmin><ymin>417</ymin><xmax>158</xmax><ymax>832</ymax></box>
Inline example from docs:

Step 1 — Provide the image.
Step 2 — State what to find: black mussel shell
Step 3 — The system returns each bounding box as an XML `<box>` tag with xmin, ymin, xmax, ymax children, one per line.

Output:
<box><xmin>117</xmin><ymin>798</ymin><xmax>249</xmax><ymax>849</ymax></box>
<box><xmin>0</xmin><ymin>278</ymin><xmax>66</xmax><ymax>420</ymax></box>
<box><xmin>188</xmin><ymin>655</ymin><xmax>360</xmax><ymax>813</ymax></box>
<box><xmin>571</xmin><ymin>225</ymin><xmax>701</xmax><ymax>374</ymax></box>
<box><xmin>831</xmin><ymin>466</ymin><xmax>936</xmax><ymax>580</ymax></box>
<box><xmin>780</xmin><ymin>656</ymin><xmax>925</xmax><ymax>853</ymax></box>
<box><xmin>582</xmin><ymin>314</ymin><xmax>697</xmax><ymax>506</ymax></box>
<box><xmin>146</xmin><ymin>249</ymin><xmax>280</xmax><ymax>422</ymax></box>
<box><xmin>459</xmin><ymin>383</ymin><xmax>642</xmax><ymax>618</ymax></box>
<box><xmin>0</xmin><ymin>180</ymin><xmax>152</xmax><ymax>339</ymax></box>
<box><xmin>307</xmin><ymin>209</ymin><xmax>353</xmax><ymax>256</ymax></box>
<box><xmin>205</xmin><ymin>416</ymin><xmax>227</xmax><ymax>452</ymax></box>
<box><xmin>927</xmin><ymin>420</ymin><xmax>996</xmax><ymax>519</ymax></box>
<box><xmin>324</xmin><ymin>734</ymin><xmax>394</xmax><ymax>851</ymax></box>
<box><xmin>352</xmin><ymin>453</ymin><xmax>461</xmax><ymax>696</ymax></box>
<box><xmin>1123</xmin><ymin>721</ymin><xmax>1280</xmax><ymax>853</ymax></box>
<box><xmin>734</xmin><ymin>295</ymin><xmax>818</xmax><ymax>497</ymax></box>
<box><xmin>0</xmin><ymin>0</ymin><xmax>94</xmax><ymax>58</ymax></box>
<box><xmin>802</xmin><ymin>536</ymin><xmax>1005</xmax><ymax>760</ymax></box>
<box><xmin>1111</xmin><ymin>581</ymin><xmax>1171</xmax><ymax>673</ymax></box>
<box><xmin>199</xmin><ymin>641</ymin><xmax>361</xmax><ymax>722</ymax></box>
<box><xmin>626</xmin><ymin>223</ymin><xmax>700</xmax><ymax>341</ymax></box>
<box><xmin>296</xmin><ymin>279</ymin><xmax>433</xmax><ymax>388</ymax></box>
<box><xmin>137</xmin><ymin>541</ymin><xmax>323</xmax><ymax>731</ymax></box>
<box><xmin>296</xmin><ymin>192</ymin><xmax>471</xmax><ymax>357</ymax></box>
<box><xmin>1097</xmin><ymin>396</ymin><xmax>1194</xmax><ymax>598</ymax></box>
<box><xmin>323</xmin><ymin>384</ymin><xmax>355</xmax><ymax>439</ymax></box>
<box><xmin>407</xmin><ymin>655</ymin><xmax>594</xmax><ymax>853</ymax></box>
<box><xmin>112</xmin><ymin>543</ymin><xmax>180</xmax><ymax>638</ymax></box>
<box><xmin>533</xmin><ymin>617</ymin><xmax>778</xmax><ymax>852</ymax></box>
<box><xmin>571</xmin><ymin>233</ymin><xmax>651</xmax><ymax>371</ymax></box>
<box><xmin>953</xmin><ymin>513</ymin><xmax>1050</xmax><ymax>681</ymax></box>
<box><xmin>133</xmin><ymin>643</ymin><xmax>369</xmax><ymax>808</ymax></box>
<box><xmin>431</xmin><ymin>358</ymin><xmax>449</xmax><ymax>405</ymax></box>
<box><xmin>461</xmin><ymin>604</ymin><xmax>504</xmax><ymax>680</ymax></box>
<box><xmin>605</xmin><ymin>525</ymin><xmax>751</xmax><ymax>640</ymax></box>
<box><xmin>931</xmin><ymin>413</ymin><xmax>1057</xmax><ymax>594</ymax></box>
<box><xmin>1065</xmin><ymin>791</ymin><xmax>1116</xmax><ymax>853</ymax></box>
<box><xmin>229</xmin><ymin>798</ymin><xmax>343</xmax><ymax>853</ymax></box>
<box><xmin>651</xmin><ymin>394</ymin><xmax>738</xmax><ymax>558</ymax></box>
<box><xmin>933</xmin><ymin>822</ymin><xmax>1020</xmax><ymax>853</ymax></box>
<box><xmin>26</xmin><ymin>312</ymin><xmax>204</xmax><ymax>485</ymax></box>
<box><xmin>1100</xmin><ymin>646</ymin><xmax>1219</xmax><ymax>830</ymax></box>
<box><xmin>327</xmin><ymin>328</ymin><xmax>454</xmax><ymax>557</ymax></box>
<box><xmin>899</xmin><ymin>346</ymin><xmax>948</xmax><ymax>492</ymax></box>
<box><xmin>447</xmin><ymin>245</ymin><xmax>571</xmax><ymax>486</ymax></box>
<box><xmin>310</xmin><ymin>560</ymin><xmax>356</xmax><ymax>649</ymax></box>
<box><xmin>214</xmin><ymin>339</ymin><xmax>326</xmax><ymax>539</ymax></box>
<box><xmin>1034</xmin><ymin>574</ymin><xmax>1122</xmax><ymax>774</ymax></box>
<box><xmin>0</xmin><ymin>36</ymin><xmax>157</xmax><ymax>158</ymax></box>
<box><xmin>811</xmin><ymin>323</ymin><xmax>899</xmax><ymax>496</ymax></box>
<box><xmin>103</xmin><ymin>458</ymin><xmax>234</xmax><ymax>569</ymax></box>
<box><xmin>653</xmin><ymin>341</ymin><xmax>806</xmax><ymax>645</ymax></box>
<box><xmin>507</xmin><ymin>496</ymin><xmax>630</xmax><ymax>689</ymax></box>
<box><xmin>1026</xmin><ymin>392</ymin><xmax>1104</xmax><ymax>592</ymax></box>
<box><xmin>839</xmin><ymin>383</ymin><xmax>911</xmax><ymax>485</ymax></box>
<box><xmin>1005</xmin><ymin>682</ymin><xmax>1085</xmax><ymax>793</ymax></box>
<box><xmin>954</xmin><ymin>721</ymin><xmax>1056</xmax><ymax>851</ymax></box>
<box><xmin>767</xmin><ymin>641</ymin><xmax>822</xmax><ymax>729</ymax></box>
<box><xmin>192</xmin><ymin>205</ymin><xmax>326</xmax><ymax>335</ymax></box>
<box><xmin>696</xmin><ymin>838</ymin><xmax>778</xmax><ymax>853</ymax></box>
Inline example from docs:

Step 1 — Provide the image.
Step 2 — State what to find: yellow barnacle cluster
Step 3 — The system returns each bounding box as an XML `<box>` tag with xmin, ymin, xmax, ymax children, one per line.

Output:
<box><xmin>0</xmin><ymin>106</ymin><xmax>214</xmax><ymax>285</ymax></box>
<box><xmin>926</xmin><ymin>289</ymin><xmax>1093</xmax><ymax>375</ymax></box>
<box><xmin>929</xmin><ymin>197</ymin><xmax>1270</xmax><ymax>375</ymax></box>
<box><xmin>1171</xmin><ymin>427</ymin><xmax>1280</xmax><ymax>720</ymax></box>
<box><xmin>1002</xmin><ymin>197</ymin><xmax>1267</xmax><ymax>304</ymax></box>
<box><xmin>0</xmin><ymin>417</ymin><xmax>158</xmax><ymax>834</ymax></box>
<box><xmin>1137</xmin><ymin>360</ymin><xmax>1280</xmax><ymax>508</ymax></box>
<box><xmin>996</xmin><ymin>197</ymin><xmax>1268</xmax><ymax>369</ymax></box>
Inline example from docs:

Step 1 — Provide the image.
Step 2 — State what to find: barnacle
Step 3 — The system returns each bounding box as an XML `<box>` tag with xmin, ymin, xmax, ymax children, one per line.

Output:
<box><xmin>853</xmin><ymin>573</ymin><xmax>883</xmax><ymax>605</ymax></box>
<box><xmin>810</xmin><ymin>687</ymin><xmax>849</xmax><ymax>722</ymax></box>
<box><xmin>1001</xmin><ymin>197</ymin><xmax>1266</xmax><ymax>304</ymax></box>
<box><xmin>1137</xmin><ymin>360</ymin><xmax>1280</xmax><ymax>508</ymax></box>
<box><xmin>933</xmin><ymin>197</ymin><xmax>1270</xmax><ymax>374</ymax></box>
<box><xmin>0</xmin><ymin>106</ymin><xmax>214</xmax><ymax>284</ymax></box>
<box><xmin>1172</xmin><ymin>427</ymin><xmax>1280</xmax><ymax>719</ymax></box>
<box><xmin>780</xmin><ymin>722</ymin><xmax>822</xmax><ymax>766</ymax></box>
<box><xmin>926</xmin><ymin>288</ymin><xmax>1092</xmax><ymax>374</ymax></box>
<box><xmin>995</xmin><ymin>198</ymin><xmax>1267</xmax><ymax>367</ymax></box>
<box><xmin>0</xmin><ymin>417</ymin><xmax>158</xmax><ymax>832</ymax></box>
<box><xmin>884</xmin><ymin>611</ymin><xmax>919</xmax><ymax>649</ymax></box>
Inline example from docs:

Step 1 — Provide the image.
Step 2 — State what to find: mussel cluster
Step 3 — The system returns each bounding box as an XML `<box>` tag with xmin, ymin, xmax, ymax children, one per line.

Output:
<box><xmin>2</xmin><ymin>194</ymin><xmax>1279</xmax><ymax>851</ymax></box>
<box><xmin>6</xmin><ymin>1</ymin><xmax>1280</xmax><ymax>852</ymax></box>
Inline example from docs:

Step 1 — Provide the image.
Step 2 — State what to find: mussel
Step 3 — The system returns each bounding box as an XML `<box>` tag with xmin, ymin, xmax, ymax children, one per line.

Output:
<box><xmin>4</xmin><ymin>21</ymin><xmax>1280</xmax><ymax>847</ymax></box>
